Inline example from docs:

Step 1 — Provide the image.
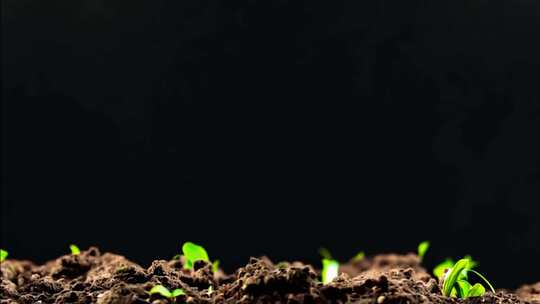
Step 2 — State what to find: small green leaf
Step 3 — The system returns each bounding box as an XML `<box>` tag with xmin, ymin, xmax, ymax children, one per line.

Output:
<box><xmin>0</xmin><ymin>249</ymin><xmax>8</xmax><ymax>262</ymax></box>
<box><xmin>207</xmin><ymin>285</ymin><xmax>214</xmax><ymax>295</ymax></box>
<box><xmin>417</xmin><ymin>241</ymin><xmax>430</xmax><ymax>261</ymax></box>
<box><xmin>468</xmin><ymin>269</ymin><xmax>495</xmax><ymax>293</ymax></box>
<box><xmin>456</xmin><ymin>280</ymin><xmax>472</xmax><ymax>298</ymax></box>
<box><xmin>442</xmin><ymin>259</ymin><xmax>470</xmax><ymax>297</ymax></box>
<box><xmin>149</xmin><ymin>285</ymin><xmax>172</xmax><ymax>298</ymax></box>
<box><xmin>318</xmin><ymin>247</ymin><xmax>333</xmax><ymax>260</ymax></box>
<box><xmin>182</xmin><ymin>242</ymin><xmax>209</xmax><ymax>269</ymax></box>
<box><xmin>433</xmin><ymin>258</ymin><xmax>454</xmax><ymax>279</ymax></box>
<box><xmin>321</xmin><ymin>259</ymin><xmax>339</xmax><ymax>284</ymax></box>
<box><xmin>170</xmin><ymin>289</ymin><xmax>185</xmax><ymax>297</ymax></box>
<box><xmin>352</xmin><ymin>251</ymin><xmax>365</xmax><ymax>262</ymax></box>
<box><xmin>69</xmin><ymin>244</ymin><xmax>80</xmax><ymax>255</ymax></box>
<box><xmin>467</xmin><ymin>283</ymin><xmax>486</xmax><ymax>298</ymax></box>
<box><xmin>212</xmin><ymin>260</ymin><xmax>220</xmax><ymax>273</ymax></box>
<box><xmin>463</xmin><ymin>255</ymin><xmax>478</xmax><ymax>269</ymax></box>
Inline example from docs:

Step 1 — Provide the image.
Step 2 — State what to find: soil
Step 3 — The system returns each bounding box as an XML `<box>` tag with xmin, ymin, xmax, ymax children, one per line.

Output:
<box><xmin>0</xmin><ymin>248</ymin><xmax>537</xmax><ymax>304</ymax></box>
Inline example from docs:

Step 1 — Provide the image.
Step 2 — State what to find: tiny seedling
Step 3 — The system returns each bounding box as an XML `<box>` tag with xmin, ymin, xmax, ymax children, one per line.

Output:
<box><xmin>69</xmin><ymin>244</ymin><xmax>81</xmax><ymax>255</ymax></box>
<box><xmin>212</xmin><ymin>260</ymin><xmax>220</xmax><ymax>273</ymax></box>
<box><xmin>441</xmin><ymin>258</ymin><xmax>495</xmax><ymax>298</ymax></box>
<box><xmin>319</xmin><ymin>248</ymin><xmax>339</xmax><ymax>284</ymax></box>
<box><xmin>417</xmin><ymin>241</ymin><xmax>430</xmax><ymax>262</ymax></box>
<box><xmin>433</xmin><ymin>255</ymin><xmax>478</xmax><ymax>280</ymax></box>
<box><xmin>149</xmin><ymin>285</ymin><xmax>185</xmax><ymax>302</ymax></box>
<box><xmin>181</xmin><ymin>242</ymin><xmax>219</xmax><ymax>272</ymax></box>
<box><xmin>321</xmin><ymin>259</ymin><xmax>339</xmax><ymax>284</ymax></box>
<box><xmin>352</xmin><ymin>251</ymin><xmax>365</xmax><ymax>262</ymax></box>
<box><xmin>0</xmin><ymin>249</ymin><xmax>8</xmax><ymax>262</ymax></box>
<box><xmin>433</xmin><ymin>258</ymin><xmax>454</xmax><ymax>279</ymax></box>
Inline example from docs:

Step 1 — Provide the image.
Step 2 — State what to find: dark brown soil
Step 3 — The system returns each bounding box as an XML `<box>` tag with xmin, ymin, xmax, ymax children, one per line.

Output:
<box><xmin>0</xmin><ymin>248</ymin><xmax>537</xmax><ymax>304</ymax></box>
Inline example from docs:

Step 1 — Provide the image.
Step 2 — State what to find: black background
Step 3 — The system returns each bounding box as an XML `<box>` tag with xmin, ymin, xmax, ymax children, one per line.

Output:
<box><xmin>1</xmin><ymin>0</ymin><xmax>539</xmax><ymax>288</ymax></box>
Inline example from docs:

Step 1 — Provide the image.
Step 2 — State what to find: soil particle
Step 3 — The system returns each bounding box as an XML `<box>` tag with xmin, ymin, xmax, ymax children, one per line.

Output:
<box><xmin>516</xmin><ymin>282</ymin><xmax>540</xmax><ymax>304</ymax></box>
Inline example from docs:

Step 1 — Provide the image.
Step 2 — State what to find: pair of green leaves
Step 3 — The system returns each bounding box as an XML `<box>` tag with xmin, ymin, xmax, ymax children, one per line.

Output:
<box><xmin>442</xmin><ymin>258</ymin><xmax>495</xmax><ymax>298</ymax></box>
<box><xmin>149</xmin><ymin>285</ymin><xmax>185</xmax><ymax>299</ymax></box>
<box><xmin>181</xmin><ymin>242</ymin><xmax>220</xmax><ymax>273</ymax></box>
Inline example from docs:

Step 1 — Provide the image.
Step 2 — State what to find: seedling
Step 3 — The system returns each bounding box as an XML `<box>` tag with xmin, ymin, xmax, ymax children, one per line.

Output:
<box><xmin>319</xmin><ymin>248</ymin><xmax>339</xmax><ymax>284</ymax></box>
<box><xmin>352</xmin><ymin>251</ymin><xmax>365</xmax><ymax>262</ymax></box>
<box><xmin>321</xmin><ymin>259</ymin><xmax>339</xmax><ymax>284</ymax></box>
<box><xmin>181</xmin><ymin>242</ymin><xmax>220</xmax><ymax>272</ymax></box>
<box><xmin>441</xmin><ymin>258</ymin><xmax>495</xmax><ymax>298</ymax></box>
<box><xmin>0</xmin><ymin>249</ymin><xmax>8</xmax><ymax>262</ymax></box>
<box><xmin>417</xmin><ymin>241</ymin><xmax>429</xmax><ymax>262</ymax></box>
<box><xmin>433</xmin><ymin>255</ymin><xmax>478</xmax><ymax>280</ymax></box>
<box><xmin>149</xmin><ymin>285</ymin><xmax>185</xmax><ymax>302</ymax></box>
<box><xmin>212</xmin><ymin>260</ymin><xmax>220</xmax><ymax>273</ymax></box>
<box><xmin>69</xmin><ymin>244</ymin><xmax>80</xmax><ymax>255</ymax></box>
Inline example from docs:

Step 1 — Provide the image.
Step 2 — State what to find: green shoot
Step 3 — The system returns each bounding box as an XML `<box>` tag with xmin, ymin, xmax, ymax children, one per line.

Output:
<box><xmin>69</xmin><ymin>244</ymin><xmax>81</xmax><ymax>255</ymax></box>
<box><xmin>0</xmin><ymin>249</ymin><xmax>8</xmax><ymax>262</ymax></box>
<box><xmin>417</xmin><ymin>241</ymin><xmax>430</xmax><ymax>262</ymax></box>
<box><xmin>182</xmin><ymin>241</ymin><xmax>219</xmax><ymax>271</ymax></box>
<box><xmin>352</xmin><ymin>251</ymin><xmax>365</xmax><ymax>262</ymax></box>
<box><xmin>212</xmin><ymin>260</ymin><xmax>220</xmax><ymax>273</ymax></box>
<box><xmin>434</xmin><ymin>258</ymin><xmax>454</xmax><ymax>279</ymax></box>
<box><xmin>441</xmin><ymin>258</ymin><xmax>495</xmax><ymax>298</ymax></box>
<box><xmin>207</xmin><ymin>285</ymin><xmax>214</xmax><ymax>295</ymax></box>
<box><xmin>149</xmin><ymin>285</ymin><xmax>185</xmax><ymax>300</ymax></box>
<box><xmin>434</xmin><ymin>255</ymin><xmax>478</xmax><ymax>280</ymax></box>
<box><xmin>318</xmin><ymin>247</ymin><xmax>333</xmax><ymax>260</ymax></box>
<box><xmin>321</xmin><ymin>259</ymin><xmax>339</xmax><ymax>284</ymax></box>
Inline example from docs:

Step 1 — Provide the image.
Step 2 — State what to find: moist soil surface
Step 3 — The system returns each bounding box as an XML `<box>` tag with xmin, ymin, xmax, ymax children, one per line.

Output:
<box><xmin>1</xmin><ymin>248</ymin><xmax>538</xmax><ymax>304</ymax></box>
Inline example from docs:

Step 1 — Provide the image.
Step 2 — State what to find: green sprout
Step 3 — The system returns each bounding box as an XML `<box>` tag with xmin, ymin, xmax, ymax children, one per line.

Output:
<box><xmin>352</xmin><ymin>251</ymin><xmax>365</xmax><ymax>262</ymax></box>
<box><xmin>181</xmin><ymin>242</ymin><xmax>220</xmax><ymax>272</ymax></box>
<box><xmin>149</xmin><ymin>285</ymin><xmax>185</xmax><ymax>301</ymax></box>
<box><xmin>212</xmin><ymin>260</ymin><xmax>220</xmax><ymax>273</ymax></box>
<box><xmin>69</xmin><ymin>244</ymin><xmax>81</xmax><ymax>255</ymax></box>
<box><xmin>441</xmin><ymin>258</ymin><xmax>495</xmax><ymax>298</ymax></box>
<box><xmin>433</xmin><ymin>255</ymin><xmax>478</xmax><ymax>280</ymax></box>
<box><xmin>321</xmin><ymin>259</ymin><xmax>339</xmax><ymax>284</ymax></box>
<box><xmin>417</xmin><ymin>241</ymin><xmax>430</xmax><ymax>262</ymax></box>
<box><xmin>434</xmin><ymin>258</ymin><xmax>454</xmax><ymax>279</ymax></box>
<box><xmin>0</xmin><ymin>249</ymin><xmax>8</xmax><ymax>262</ymax></box>
<box><xmin>319</xmin><ymin>248</ymin><xmax>339</xmax><ymax>284</ymax></box>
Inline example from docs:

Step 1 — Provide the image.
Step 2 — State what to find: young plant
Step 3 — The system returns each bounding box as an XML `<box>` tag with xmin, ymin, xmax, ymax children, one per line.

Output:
<box><xmin>319</xmin><ymin>248</ymin><xmax>339</xmax><ymax>284</ymax></box>
<box><xmin>181</xmin><ymin>242</ymin><xmax>220</xmax><ymax>272</ymax></box>
<box><xmin>69</xmin><ymin>244</ymin><xmax>81</xmax><ymax>255</ymax></box>
<box><xmin>441</xmin><ymin>258</ymin><xmax>495</xmax><ymax>298</ymax></box>
<box><xmin>433</xmin><ymin>255</ymin><xmax>478</xmax><ymax>280</ymax></box>
<box><xmin>417</xmin><ymin>241</ymin><xmax>430</xmax><ymax>262</ymax></box>
<box><xmin>149</xmin><ymin>285</ymin><xmax>185</xmax><ymax>302</ymax></box>
<box><xmin>352</xmin><ymin>251</ymin><xmax>365</xmax><ymax>262</ymax></box>
<box><xmin>321</xmin><ymin>259</ymin><xmax>339</xmax><ymax>284</ymax></box>
<box><xmin>0</xmin><ymin>249</ymin><xmax>8</xmax><ymax>262</ymax></box>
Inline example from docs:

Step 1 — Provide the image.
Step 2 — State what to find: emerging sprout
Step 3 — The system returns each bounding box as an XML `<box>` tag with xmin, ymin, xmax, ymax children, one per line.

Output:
<box><xmin>352</xmin><ymin>251</ymin><xmax>365</xmax><ymax>262</ymax></box>
<box><xmin>0</xmin><ymin>249</ymin><xmax>8</xmax><ymax>262</ymax></box>
<box><xmin>417</xmin><ymin>241</ymin><xmax>430</xmax><ymax>262</ymax></box>
<box><xmin>181</xmin><ymin>242</ymin><xmax>219</xmax><ymax>272</ymax></box>
<box><xmin>433</xmin><ymin>255</ymin><xmax>478</xmax><ymax>280</ymax></box>
<box><xmin>434</xmin><ymin>258</ymin><xmax>454</xmax><ymax>279</ymax></box>
<box><xmin>318</xmin><ymin>247</ymin><xmax>333</xmax><ymax>260</ymax></box>
<box><xmin>319</xmin><ymin>248</ymin><xmax>339</xmax><ymax>284</ymax></box>
<box><xmin>441</xmin><ymin>258</ymin><xmax>495</xmax><ymax>298</ymax></box>
<box><xmin>212</xmin><ymin>260</ymin><xmax>220</xmax><ymax>273</ymax></box>
<box><xmin>69</xmin><ymin>244</ymin><xmax>81</xmax><ymax>255</ymax></box>
<box><xmin>149</xmin><ymin>285</ymin><xmax>185</xmax><ymax>301</ymax></box>
<box><xmin>321</xmin><ymin>259</ymin><xmax>339</xmax><ymax>284</ymax></box>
